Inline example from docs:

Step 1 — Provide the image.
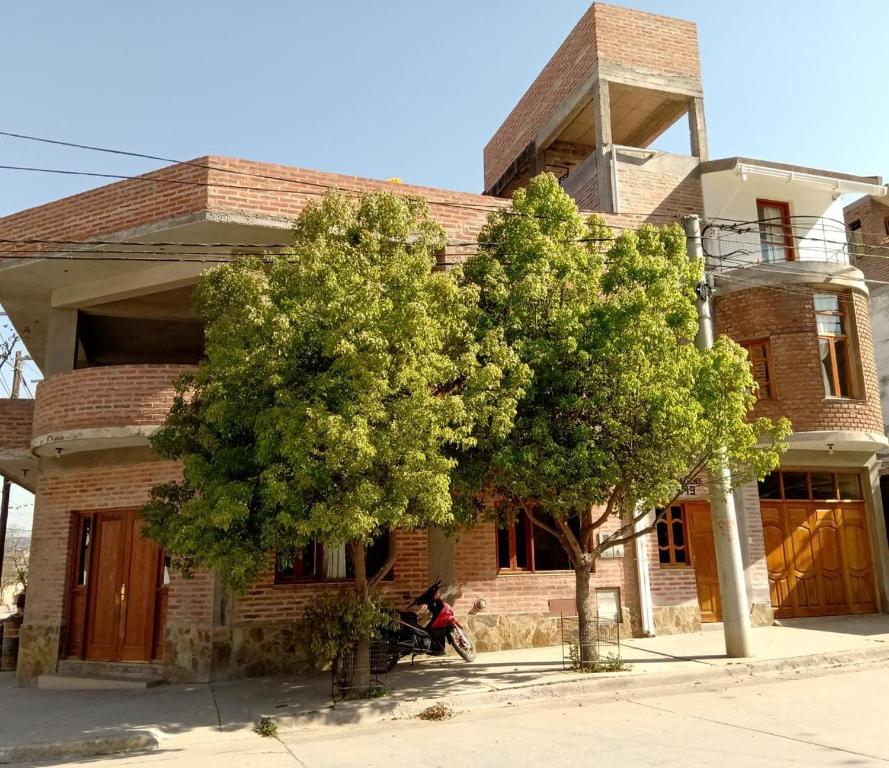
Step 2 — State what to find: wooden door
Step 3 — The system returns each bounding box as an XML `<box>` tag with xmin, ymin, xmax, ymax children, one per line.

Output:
<box><xmin>686</xmin><ymin>503</ymin><xmax>722</xmax><ymax>622</ymax></box>
<box><xmin>72</xmin><ymin>509</ymin><xmax>164</xmax><ymax>663</ymax></box>
<box><xmin>761</xmin><ymin>500</ymin><xmax>876</xmax><ymax>618</ymax></box>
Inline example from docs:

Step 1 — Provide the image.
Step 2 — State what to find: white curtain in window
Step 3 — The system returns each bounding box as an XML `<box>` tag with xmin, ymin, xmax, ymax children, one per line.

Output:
<box><xmin>325</xmin><ymin>544</ymin><xmax>347</xmax><ymax>579</ymax></box>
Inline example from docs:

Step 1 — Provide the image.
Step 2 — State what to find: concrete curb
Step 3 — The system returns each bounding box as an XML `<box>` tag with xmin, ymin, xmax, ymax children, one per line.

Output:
<box><xmin>269</xmin><ymin>644</ymin><xmax>889</xmax><ymax>732</ymax></box>
<box><xmin>0</xmin><ymin>731</ymin><xmax>158</xmax><ymax>765</ymax></box>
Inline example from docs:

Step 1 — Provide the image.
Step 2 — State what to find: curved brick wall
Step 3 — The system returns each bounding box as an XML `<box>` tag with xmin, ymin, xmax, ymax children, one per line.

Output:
<box><xmin>0</xmin><ymin>399</ymin><xmax>35</xmax><ymax>450</ymax></box>
<box><xmin>714</xmin><ymin>286</ymin><xmax>883</xmax><ymax>435</ymax></box>
<box><xmin>32</xmin><ymin>364</ymin><xmax>196</xmax><ymax>439</ymax></box>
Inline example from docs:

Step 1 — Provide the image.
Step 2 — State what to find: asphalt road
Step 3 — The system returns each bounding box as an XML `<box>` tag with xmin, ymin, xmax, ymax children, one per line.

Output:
<box><xmin>42</xmin><ymin>664</ymin><xmax>889</xmax><ymax>767</ymax></box>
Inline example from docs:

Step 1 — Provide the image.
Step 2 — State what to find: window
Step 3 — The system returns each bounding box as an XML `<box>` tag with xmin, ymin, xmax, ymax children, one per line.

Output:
<box><xmin>757</xmin><ymin>470</ymin><xmax>864</xmax><ymax>501</ymax></box>
<box><xmin>497</xmin><ymin>511</ymin><xmax>579</xmax><ymax>572</ymax></box>
<box><xmin>742</xmin><ymin>339</ymin><xmax>775</xmax><ymax>400</ymax></box>
<box><xmin>76</xmin><ymin>517</ymin><xmax>92</xmax><ymax>586</ymax></box>
<box><xmin>757</xmin><ymin>199</ymin><xmax>795</xmax><ymax>263</ymax></box>
<box><xmin>274</xmin><ymin>533</ymin><xmax>391</xmax><ymax>584</ymax></box>
<box><xmin>656</xmin><ymin>505</ymin><xmax>690</xmax><ymax>567</ymax></box>
<box><xmin>814</xmin><ymin>292</ymin><xmax>854</xmax><ymax>398</ymax></box>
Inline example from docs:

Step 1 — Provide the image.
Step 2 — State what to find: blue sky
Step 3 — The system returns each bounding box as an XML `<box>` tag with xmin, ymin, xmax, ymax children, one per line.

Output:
<box><xmin>1</xmin><ymin>0</ymin><xmax>887</xmax><ymax>217</ymax></box>
<box><xmin>1</xmin><ymin>1</ymin><xmax>887</xmax><ymax>529</ymax></box>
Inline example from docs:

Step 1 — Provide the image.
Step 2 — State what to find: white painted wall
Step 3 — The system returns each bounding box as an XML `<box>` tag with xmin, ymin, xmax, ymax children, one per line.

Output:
<box><xmin>868</xmin><ymin>286</ymin><xmax>889</xmax><ymax>434</ymax></box>
<box><xmin>702</xmin><ymin>171</ymin><xmax>850</xmax><ymax>268</ymax></box>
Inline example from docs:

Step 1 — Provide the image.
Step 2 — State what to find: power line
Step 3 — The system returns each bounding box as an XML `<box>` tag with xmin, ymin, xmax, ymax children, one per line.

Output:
<box><xmin>0</xmin><ymin>129</ymin><xmax>693</xmax><ymax>222</ymax></box>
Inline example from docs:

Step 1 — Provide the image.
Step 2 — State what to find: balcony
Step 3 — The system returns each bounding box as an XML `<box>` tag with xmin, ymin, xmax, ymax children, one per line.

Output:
<box><xmin>705</xmin><ymin>216</ymin><xmax>854</xmax><ymax>267</ymax></box>
<box><xmin>561</xmin><ymin>146</ymin><xmax>701</xmax><ymax>220</ymax></box>
<box><xmin>30</xmin><ymin>364</ymin><xmax>195</xmax><ymax>457</ymax></box>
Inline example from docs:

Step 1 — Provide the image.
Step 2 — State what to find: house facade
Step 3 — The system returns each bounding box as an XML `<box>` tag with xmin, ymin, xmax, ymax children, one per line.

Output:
<box><xmin>1</xmin><ymin>3</ymin><xmax>888</xmax><ymax>685</ymax></box>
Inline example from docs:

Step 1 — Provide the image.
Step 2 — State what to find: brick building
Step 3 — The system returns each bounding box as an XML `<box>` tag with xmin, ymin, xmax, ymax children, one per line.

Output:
<box><xmin>1</xmin><ymin>3</ymin><xmax>888</xmax><ymax>685</ymax></box>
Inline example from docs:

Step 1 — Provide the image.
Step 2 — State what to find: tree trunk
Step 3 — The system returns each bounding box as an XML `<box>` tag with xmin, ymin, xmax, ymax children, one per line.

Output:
<box><xmin>575</xmin><ymin>563</ymin><xmax>597</xmax><ymax>669</ymax></box>
<box><xmin>350</xmin><ymin>542</ymin><xmax>372</xmax><ymax>695</ymax></box>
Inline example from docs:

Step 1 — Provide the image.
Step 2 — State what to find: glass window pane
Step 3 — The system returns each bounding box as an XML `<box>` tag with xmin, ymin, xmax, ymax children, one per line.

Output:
<box><xmin>817</xmin><ymin>316</ymin><xmax>842</xmax><ymax>336</ymax></box>
<box><xmin>782</xmin><ymin>472</ymin><xmax>809</xmax><ymax>499</ymax></box>
<box><xmin>758</xmin><ymin>472</ymin><xmax>781</xmax><ymax>499</ymax></box>
<box><xmin>837</xmin><ymin>473</ymin><xmax>863</xmax><ymax>500</ymax></box>
<box><xmin>820</xmin><ymin>338</ymin><xmax>837</xmax><ymax>397</ymax></box>
<box><xmin>810</xmin><ymin>472</ymin><xmax>835</xmax><ymax>500</ymax></box>
<box><xmin>77</xmin><ymin>518</ymin><xmax>92</xmax><ymax>586</ymax></box>
<box><xmin>671</xmin><ymin>519</ymin><xmax>685</xmax><ymax>547</ymax></box>
<box><xmin>814</xmin><ymin>293</ymin><xmax>839</xmax><ymax>312</ymax></box>
<box><xmin>515</xmin><ymin>512</ymin><xmax>529</xmax><ymax>569</ymax></box>
<box><xmin>532</xmin><ymin>514</ymin><xmax>572</xmax><ymax>571</ymax></box>
<box><xmin>497</xmin><ymin>526</ymin><xmax>511</xmax><ymax>569</ymax></box>
<box><xmin>674</xmin><ymin>546</ymin><xmax>688</xmax><ymax>565</ymax></box>
<box><xmin>834</xmin><ymin>339</ymin><xmax>851</xmax><ymax>397</ymax></box>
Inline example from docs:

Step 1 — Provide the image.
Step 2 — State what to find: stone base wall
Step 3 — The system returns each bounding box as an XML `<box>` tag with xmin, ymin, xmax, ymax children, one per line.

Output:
<box><xmin>16</xmin><ymin>624</ymin><xmax>60</xmax><ymax>683</ymax></box>
<box><xmin>652</xmin><ymin>605</ymin><xmax>702</xmax><ymax>635</ymax></box>
<box><xmin>750</xmin><ymin>601</ymin><xmax>774</xmax><ymax>627</ymax></box>
<box><xmin>163</xmin><ymin>627</ymin><xmax>213</xmax><ymax>683</ymax></box>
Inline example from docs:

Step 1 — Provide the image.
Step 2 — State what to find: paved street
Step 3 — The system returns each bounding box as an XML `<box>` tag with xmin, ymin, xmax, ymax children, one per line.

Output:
<box><xmin>27</xmin><ymin>662</ymin><xmax>889</xmax><ymax>767</ymax></box>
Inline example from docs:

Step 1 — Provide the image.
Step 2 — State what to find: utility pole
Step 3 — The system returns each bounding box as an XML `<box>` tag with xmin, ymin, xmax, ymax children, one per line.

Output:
<box><xmin>0</xmin><ymin>351</ymin><xmax>24</xmax><ymax>591</ymax></box>
<box><xmin>683</xmin><ymin>214</ymin><xmax>753</xmax><ymax>658</ymax></box>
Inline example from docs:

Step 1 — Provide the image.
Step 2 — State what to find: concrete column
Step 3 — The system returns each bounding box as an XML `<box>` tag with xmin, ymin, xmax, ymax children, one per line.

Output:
<box><xmin>684</xmin><ymin>215</ymin><xmax>753</xmax><ymax>658</ymax></box>
<box><xmin>427</xmin><ymin>528</ymin><xmax>456</xmax><ymax>600</ymax></box>
<box><xmin>592</xmin><ymin>78</ymin><xmax>615</xmax><ymax>212</ymax></box>
<box><xmin>44</xmin><ymin>308</ymin><xmax>78</xmax><ymax>377</ymax></box>
<box><xmin>688</xmin><ymin>97</ymin><xmax>708</xmax><ymax>161</ymax></box>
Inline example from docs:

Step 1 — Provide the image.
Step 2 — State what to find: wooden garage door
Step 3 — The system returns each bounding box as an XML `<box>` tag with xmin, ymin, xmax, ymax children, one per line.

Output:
<box><xmin>759</xmin><ymin>470</ymin><xmax>877</xmax><ymax>619</ymax></box>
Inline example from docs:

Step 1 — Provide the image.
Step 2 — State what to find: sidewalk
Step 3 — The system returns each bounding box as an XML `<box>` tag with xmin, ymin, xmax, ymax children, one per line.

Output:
<box><xmin>2</xmin><ymin>614</ymin><xmax>888</xmax><ymax>765</ymax></box>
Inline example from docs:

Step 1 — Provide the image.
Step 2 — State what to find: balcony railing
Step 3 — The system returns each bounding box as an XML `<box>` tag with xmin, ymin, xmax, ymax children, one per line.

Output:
<box><xmin>704</xmin><ymin>216</ymin><xmax>854</xmax><ymax>270</ymax></box>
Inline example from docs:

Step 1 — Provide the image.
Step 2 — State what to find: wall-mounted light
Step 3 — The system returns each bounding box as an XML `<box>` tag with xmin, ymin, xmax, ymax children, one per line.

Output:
<box><xmin>827</xmin><ymin>443</ymin><xmax>835</xmax><ymax>456</ymax></box>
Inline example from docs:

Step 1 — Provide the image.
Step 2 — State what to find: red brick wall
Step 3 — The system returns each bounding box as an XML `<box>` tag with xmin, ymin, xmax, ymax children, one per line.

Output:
<box><xmin>231</xmin><ymin>530</ymin><xmax>430</xmax><ymax>625</ymax></box>
<box><xmin>25</xmin><ymin>457</ymin><xmax>206</xmax><ymax>629</ymax></box>
<box><xmin>844</xmin><ymin>196</ymin><xmax>889</xmax><ymax>282</ymax></box>
<box><xmin>615</xmin><ymin>160</ymin><xmax>702</xmax><ymax>221</ymax></box>
<box><xmin>0</xmin><ymin>163</ymin><xmax>208</xmax><ymax>244</ymax></box>
<box><xmin>32</xmin><ymin>365</ymin><xmax>194</xmax><ymax>438</ymax></box>
<box><xmin>645</xmin><ymin>526</ymin><xmax>698</xmax><ymax>608</ymax></box>
<box><xmin>483</xmin><ymin>4</ymin><xmax>701</xmax><ymax>191</ymax></box>
<box><xmin>451</xmin><ymin>521</ymin><xmax>638</xmax><ymax>620</ymax></box>
<box><xmin>714</xmin><ymin>287</ymin><xmax>884</xmax><ymax>434</ymax></box>
<box><xmin>0</xmin><ymin>398</ymin><xmax>34</xmax><ymax>449</ymax></box>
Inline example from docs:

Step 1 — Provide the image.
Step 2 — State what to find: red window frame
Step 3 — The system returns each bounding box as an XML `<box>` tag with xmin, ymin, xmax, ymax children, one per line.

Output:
<box><xmin>756</xmin><ymin>199</ymin><xmax>795</xmax><ymax>262</ymax></box>
<box><xmin>814</xmin><ymin>292</ymin><xmax>855</xmax><ymax>398</ymax></box>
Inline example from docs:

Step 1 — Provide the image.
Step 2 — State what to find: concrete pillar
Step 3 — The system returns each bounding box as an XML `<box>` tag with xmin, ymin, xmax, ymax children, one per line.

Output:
<box><xmin>688</xmin><ymin>97</ymin><xmax>708</xmax><ymax>161</ymax></box>
<box><xmin>592</xmin><ymin>78</ymin><xmax>615</xmax><ymax>212</ymax></box>
<box><xmin>427</xmin><ymin>528</ymin><xmax>456</xmax><ymax>600</ymax></box>
<box><xmin>44</xmin><ymin>308</ymin><xmax>78</xmax><ymax>377</ymax></box>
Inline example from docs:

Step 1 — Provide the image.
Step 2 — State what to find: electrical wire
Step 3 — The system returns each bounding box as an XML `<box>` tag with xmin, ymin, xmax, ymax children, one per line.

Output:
<box><xmin>0</xmin><ymin>129</ymin><xmax>695</xmax><ymax>222</ymax></box>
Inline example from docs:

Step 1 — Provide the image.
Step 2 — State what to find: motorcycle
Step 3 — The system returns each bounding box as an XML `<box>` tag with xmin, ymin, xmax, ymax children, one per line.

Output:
<box><xmin>382</xmin><ymin>579</ymin><xmax>477</xmax><ymax>669</ymax></box>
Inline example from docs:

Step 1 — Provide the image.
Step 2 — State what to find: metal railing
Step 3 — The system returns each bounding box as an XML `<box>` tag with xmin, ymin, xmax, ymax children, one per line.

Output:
<box><xmin>704</xmin><ymin>216</ymin><xmax>855</xmax><ymax>271</ymax></box>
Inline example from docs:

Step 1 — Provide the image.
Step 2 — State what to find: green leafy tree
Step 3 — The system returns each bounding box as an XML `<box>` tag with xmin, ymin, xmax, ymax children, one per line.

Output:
<box><xmin>456</xmin><ymin>174</ymin><xmax>790</xmax><ymax>661</ymax></box>
<box><xmin>144</xmin><ymin>190</ymin><xmax>527</xmax><ymax>687</ymax></box>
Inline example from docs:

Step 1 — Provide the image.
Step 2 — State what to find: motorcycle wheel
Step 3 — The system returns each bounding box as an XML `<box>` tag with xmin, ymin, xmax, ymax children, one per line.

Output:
<box><xmin>449</xmin><ymin>625</ymin><xmax>477</xmax><ymax>662</ymax></box>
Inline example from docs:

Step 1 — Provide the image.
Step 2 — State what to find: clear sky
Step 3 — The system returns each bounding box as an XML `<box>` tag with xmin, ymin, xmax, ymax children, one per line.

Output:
<box><xmin>1</xmin><ymin>0</ymin><xmax>887</xmax><ymax>530</ymax></box>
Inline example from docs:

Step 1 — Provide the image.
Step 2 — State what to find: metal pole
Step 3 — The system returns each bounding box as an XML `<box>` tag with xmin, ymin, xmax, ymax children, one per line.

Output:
<box><xmin>683</xmin><ymin>214</ymin><xmax>753</xmax><ymax>658</ymax></box>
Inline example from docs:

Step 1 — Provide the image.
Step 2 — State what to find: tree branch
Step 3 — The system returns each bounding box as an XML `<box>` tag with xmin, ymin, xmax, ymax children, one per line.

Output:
<box><xmin>368</xmin><ymin>532</ymin><xmax>399</xmax><ymax>589</ymax></box>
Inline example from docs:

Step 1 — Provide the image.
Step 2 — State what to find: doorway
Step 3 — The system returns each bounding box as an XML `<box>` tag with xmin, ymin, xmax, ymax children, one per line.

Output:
<box><xmin>66</xmin><ymin>508</ymin><xmax>167</xmax><ymax>663</ymax></box>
